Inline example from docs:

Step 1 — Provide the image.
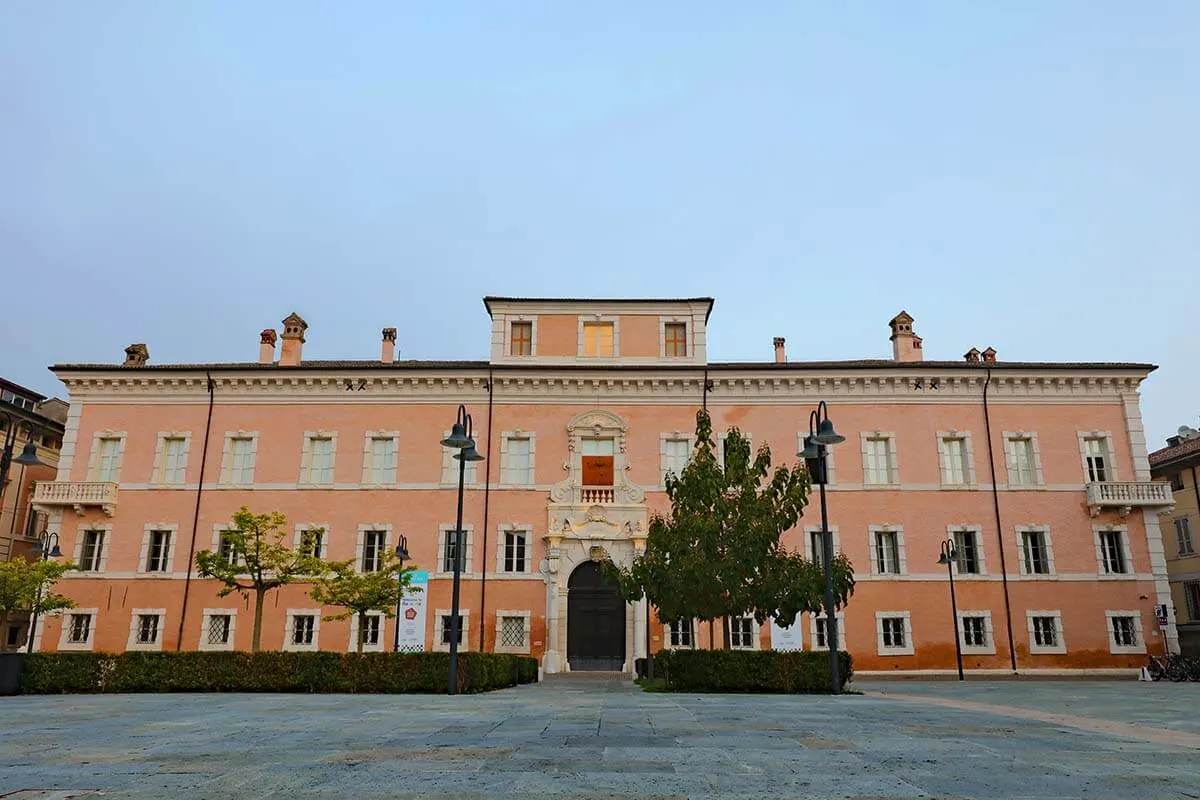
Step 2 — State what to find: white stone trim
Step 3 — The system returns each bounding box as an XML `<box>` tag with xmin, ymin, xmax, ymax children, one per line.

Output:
<box><xmin>1026</xmin><ymin>610</ymin><xmax>1066</xmax><ymax>655</ymax></box>
<box><xmin>348</xmin><ymin>611</ymin><xmax>386</xmax><ymax>652</ymax></box>
<box><xmin>1015</xmin><ymin>524</ymin><xmax>1056</xmax><ymax>576</ymax></box>
<box><xmin>299</xmin><ymin>430</ymin><xmax>338</xmax><ymax>485</ymax></box>
<box><xmin>356</xmin><ymin>523</ymin><xmax>392</xmax><ymax>573</ymax></box>
<box><xmin>150</xmin><ymin>431</ymin><xmax>191</xmax><ymax>486</ymax></box>
<box><xmin>809</xmin><ymin>611</ymin><xmax>845</xmax><ymax>651</ymax></box>
<box><xmin>665</xmin><ymin>618</ymin><xmax>698</xmax><ymax>650</ymax></box>
<box><xmin>219</xmin><ymin>430</ymin><xmax>259</xmax><ymax>486</ymax></box>
<box><xmin>727</xmin><ymin>615</ymin><xmax>760</xmax><ymax>650</ymax></box>
<box><xmin>284</xmin><ymin>608</ymin><xmax>322</xmax><ymax>652</ymax></box>
<box><xmin>936</xmin><ymin>430</ymin><xmax>976</xmax><ymax>487</ymax></box>
<box><xmin>860</xmin><ymin>431</ymin><xmax>899</xmax><ymax>486</ymax></box>
<box><xmin>293</xmin><ymin>522</ymin><xmax>329</xmax><ymax>559</ymax></box>
<box><xmin>73</xmin><ymin>522</ymin><xmax>111</xmax><ymax>573</ymax></box>
<box><xmin>1105</xmin><ymin>610</ymin><xmax>1146</xmax><ymax>654</ymax></box>
<box><xmin>957</xmin><ymin>609</ymin><xmax>996</xmax><ymax>655</ymax></box>
<box><xmin>86</xmin><ymin>430</ymin><xmax>126</xmax><ymax>483</ymax></box>
<box><xmin>875</xmin><ymin>611</ymin><xmax>914</xmax><ymax>656</ymax></box>
<box><xmin>868</xmin><ymin>524</ymin><xmax>907</xmax><ymax>576</ymax></box>
<box><xmin>499</xmin><ymin>430</ymin><xmax>536</xmax><ymax>486</ymax></box>
<box><xmin>434</xmin><ymin>608</ymin><xmax>471</xmax><ymax>652</ymax></box>
<box><xmin>496</xmin><ymin>524</ymin><xmax>531</xmax><ymax>574</ymax></box>
<box><xmin>138</xmin><ymin>522</ymin><xmax>178</xmax><ymax>574</ymax></box>
<box><xmin>660</xmin><ymin>431</ymin><xmax>694</xmax><ymax>486</ymax></box>
<box><xmin>199</xmin><ymin>608</ymin><xmax>237</xmax><ymax>651</ymax></box>
<box><xmin>436</xmin><ymin>524</ymin><xmax>475</xmax><ymax>576</ymax></box>
<box><xmin>947</xmin><ymin>524</ymin><xmax>988</xmax><ymax>576</ymax></box>
<box><xmin>658</xmin><ymin>316</ymin><xmax>693</xmax><ymax>359</ymax></box>
<box><xmin>57</xmin><ymin>608</ymin><xmax>98</xmax><ymax>651</ymax></box>
<box><xmin>578</xmin><ymin>314</ymin><xmax>620</xmax><ymax>359</ymax></box>
<box><xmin>505</xmin><ymin>315</ymin><xmax>538</xmax><ymax>357</ymax></box>
<box><xmin>1002</xmin><ymin>431</ymin><xmax>1045</xmax><ymax>487</ymax></box>
<box><xmin>55</xmin><ymin>400</ymin><xmax>84</xmax><ymax>480</ymax></box>
<box><xmin>127</xmin><ymin>608</ymin><xmax>166</xmax><ymax>651</ymax></box>
<box><xmin>1093</xmin><ymin>523</ymin><xmax>1134</xmax><ymax>577</ymax></box>
<box><xmin>361</xmin><ymin>430</ymin><xmax>399</xmax><ymax>486</ymax></box>
<box><xmin>494</xmin><ymin>609</ymin><xmax>532</xmax><ymax>654</ymax></box>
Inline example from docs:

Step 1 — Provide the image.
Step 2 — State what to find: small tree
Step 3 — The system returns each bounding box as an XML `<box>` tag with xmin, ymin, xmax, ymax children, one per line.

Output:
<box><xmin>195</xmin><ymin>507</ymin><xmax>325</xmax><ymax>651</ymax></box>
<box><xmin>609</xmin><ymin>409</ymin><xmax>855</xmax><ymax>647</ymax></box>
<box><xmin>0</xmin><ymin>556</ymin><xmax>76</xmax><ymax>652</ymax></box>
<box><xmin>309</xmin><ymin>552</ymin><xmax>420</xmax><ymax>653</ymax></box>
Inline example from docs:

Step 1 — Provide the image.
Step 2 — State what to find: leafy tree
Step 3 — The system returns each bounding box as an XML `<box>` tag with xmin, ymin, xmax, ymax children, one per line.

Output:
<box><xmin>195</xmin><ymin>507</ymin><xmax>325</xmax><ymax>651</ymax></box>
<box><xmin>609</xmin><ymin>409</ymin><xmax>855</xmax><ymax>647</ymax></box>
<box><xmin>0</xmin><ymin>556</ymin><xmax>76</xmax><ymax>652</ymax></box>
<box><xmin>309</xmin><ymin>552</ymin><xmax>420</xmax><ymax>652</ymax></box>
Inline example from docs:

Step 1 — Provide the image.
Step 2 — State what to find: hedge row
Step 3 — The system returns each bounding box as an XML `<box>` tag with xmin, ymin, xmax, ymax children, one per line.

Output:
<box><xmin>20</xmin><ymin>651</ymin><xmax>539</xmax><ymax>694</ymax></box>
<box><xmin>653</xmin><ymin>649</ymin><xmax>852</xmax><ymax>693</ymax></box>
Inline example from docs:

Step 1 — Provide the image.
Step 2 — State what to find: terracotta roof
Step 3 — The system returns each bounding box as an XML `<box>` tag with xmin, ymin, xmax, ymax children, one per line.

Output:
<box><xmin>483</xmin><ymin>296</ymin><xmax>716</xmax><ymax>322</ymax></box>
<box><xmin>1149</xmin><ymin>436</ymin><xmax>1200</xmax><ymax>470</ymax></box>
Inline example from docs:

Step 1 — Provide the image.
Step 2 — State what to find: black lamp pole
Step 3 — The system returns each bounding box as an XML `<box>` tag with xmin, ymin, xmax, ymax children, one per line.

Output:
<box><xmin>799</xmin><ymin>401</ymin><xmax>846</xmax><ymax>695</ymax></box>
<box><xmin>938</xmin><ymin>539</ymin><xmax>965</xmax><ymax>681</ymax></box>
<box><xmin>392</xmin><ymin>534</ymin><xmax>409</xmax><ymax>652</ymax></box>
<box><xmin>25</xmin><ymin>530</ymin><xmax>62</xmax><ymax>653</ymax></box>
<box><xmin>1</xmin><ymin>409</ymin><xmax>48</xmax><ymax>510</ymax></box>
<box><xmin>440</xmin><ymin>405</ymin><xmax>483</xmax><ymax>695</ymax></box>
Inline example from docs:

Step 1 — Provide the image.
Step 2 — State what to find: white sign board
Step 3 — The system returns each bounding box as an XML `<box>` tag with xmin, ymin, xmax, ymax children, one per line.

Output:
<box><xmin>396</xmin><ymin>570</ymin><xmax>429</xmax><ymax>652</ymax></box>
<box><xmin>770</xmin><ymin>617</ymin><xmax>803</xmax><ymax>651</ymax></box>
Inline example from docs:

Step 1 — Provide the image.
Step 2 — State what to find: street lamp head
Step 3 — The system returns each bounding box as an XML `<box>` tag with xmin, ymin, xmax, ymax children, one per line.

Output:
<box><xmin>47</xmin><ymin>543</ymin><xmax>63</xmax><ymax>558</ymax></box>
<box><xmin>14</xmin><ymin>441</ymin><xmax>45</xmax><ymax>467</ymax></box>
<box><xmin>453</xmin><ymin>439</ymin><xmax>485</xmax><ymax>462</ymax></box>
<box><xmin>797</xmin><ymin>435</ymin><xmax>822</xmax><ymax>461</ymax></box>
<box><xmin>440</xmin><ymin>422</ymin><xmax>472</xmax><ymax>450</ymax></box>
<box><xmin>394</xmin><ymin>534</ymin><xmax>409</xmax><ymax>562</ymax></box>
<box><xmin>937</xmin><ymin>552</ymin><xmax>951</xmax><ymax>566</ymax></box>
<box><xmin>813</xmin><ymin>417</ymin><xmax>845</xmax><ymax>446</ymax></box>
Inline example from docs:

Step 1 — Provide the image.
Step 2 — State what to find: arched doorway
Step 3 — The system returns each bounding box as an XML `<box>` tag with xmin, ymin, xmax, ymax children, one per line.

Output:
<box><xmin>567</xmin><ymin>561</ymin><xmax>626</xmax><ymax>671</ymax></box>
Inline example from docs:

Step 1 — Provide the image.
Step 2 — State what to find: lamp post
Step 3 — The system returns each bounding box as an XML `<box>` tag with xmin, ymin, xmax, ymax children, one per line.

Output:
<box><xmin>392</xmin><ymin>534</ymin><xmax>410</xmax><ymax>652</ymax></box>
<box><xmin>25</xmin><ymin>530</ymin><xmax>62</xmax><ymax>654</ymax></box>
<box><xmin>1</xmin><ymin>409</ymin><xmax>48</xmax><ymax>509</ymax></box>
<box><xmin>798</xmin><ymin>400</ymin><xmax>845</xmax><ymax>694</ymax></box>
<box><xmin>937</xmin><ymin>539</ymin><xmax>965</xmax><ymax>681</ymax></box>
<box><xmin>440</xmin><ymin>405</ymin><xmax>484</xmax><ymax>695</ymax></box>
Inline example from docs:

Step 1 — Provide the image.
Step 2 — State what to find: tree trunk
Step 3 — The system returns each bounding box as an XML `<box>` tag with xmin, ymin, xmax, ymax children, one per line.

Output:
<box><xmin>0</xmin><ymin>617</ymin><xmax>9</xmax><ymax>653</ymax></box>
<box><xmin>252</xmin><ymin>589</ymin><xmax>266</xmax><ymax>652</ymax></box>
<box><xmin>708</xmin><ymin>620</ymin><xmax>714</xmax><ymax>650</ymax></box>
<box><xmin>722</xmin><ymin>616</ymin><xmax>730</xmax><ymax>650</ymax></box>
<box><xmin>356</xmin><ymin>611</ymin><xmax>365</xmax><ymax>654</ymax></box>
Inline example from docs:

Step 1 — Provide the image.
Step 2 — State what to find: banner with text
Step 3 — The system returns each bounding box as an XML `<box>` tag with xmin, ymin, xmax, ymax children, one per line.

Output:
<box><xmin>396</xmin><ymin>570</ymin><xmax>429</xmax><ymax>652</ymax></box>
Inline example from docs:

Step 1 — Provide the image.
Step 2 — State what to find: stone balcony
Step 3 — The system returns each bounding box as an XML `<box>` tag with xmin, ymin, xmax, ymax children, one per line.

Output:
<box><xmin>32</xmin><ymin>481</ymin><xmax>119</xmax><ymax>517</ymax></box>
<box><xmin>1085</xmin><ymin>481</ymin><xmax>1174</xmax><ymax>517</ymax></box>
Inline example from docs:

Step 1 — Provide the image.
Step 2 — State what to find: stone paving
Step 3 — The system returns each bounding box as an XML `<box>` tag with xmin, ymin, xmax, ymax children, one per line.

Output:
<box><xmin>1</xmin><ymin>675</ymin><xmax>1199</xmax><ymax>799</ymax></box>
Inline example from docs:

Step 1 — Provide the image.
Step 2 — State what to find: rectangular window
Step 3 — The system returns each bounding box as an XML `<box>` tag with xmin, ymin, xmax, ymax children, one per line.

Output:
<box><xmin>582</xmin><ymin>322</ymin><xmax>614</xmax><ymax>357</ymax></box>
<box><xmin>360</xmin><ymin>616</ymin><xmax>381</xmax><ymax>647</ymax></box>
<box><xmin>79</xmin><ymin>530</ymin><xmax>105</xmax><ymax>572</ymax></box>
<box><xmin>94</xmin><ymin>436</ymin><xmax>122</xmax><ymax>482</ymax></box>
<box><xmin>228</xmin><ymin>436</ymin><xmax>255</xmax><ymax>484</ymax></box>
<box><xmin>299</xmin><ymin>528</ymin><xmax>324</xmax><ymax>560</ymax></box>
<box><xmin>1032</xmin><ymin>616</ymin><xmax>1059</xmax><ymax>648</ymax></box>
<box><xmin>1175</xmin><ymin>518</ymin><xmax>1195</xmax><ymax>556</ymax></box>
<box><xmin>1170</xmin><ymin>473</ymin><xmax>1185</xmax><ymax>491</ymax></box>
<box><xmin>361</xmin><ymin>530</ymin><xmax>386</xmax><ymax>572</ymax></box>
<box><xmin>510</xmin><ymin>321</ymin><xmax>533</xmax><ymax>356</ymax></box>
<box><xmin>874</xmin><ymin>531</ymin><xmax>901</xmax><ymax>575</ymax></box>
<box><xmin>880</xmin><ymin>617</ymin><xmax>907</xmax><ymax>649</ymax></box>
<box><xmin>952</xmin><ymin>529</ymin><xmax>981</xmax><ymax>574</ymax></box>
<box><xmin>941</xmin><ymin>437</ymin><xmax>969</xmax><ymax>485</ymax></box>
<box><xmin>664</xmin><ymin>322</ymin><xmax>687</xmax><ymax>357</ymax></box>
<box><xmin>292</xmin><ymin>615</ymin><xmax>315</xmax><ymax>646</ymax></box>
<box><xmin>1020</xmin><ymin>529</ymin><xmax>1051</xmax><ymax>575</ymax></box>
<box><xmin>1009</xmin><ymin>437</ymin><xmax>1037</xmax><ymax>486</ymax></box>
<box><xmin>662</xmin><ymin>438</ymin><xmax>691</xmax><ymax>482</ymax></box>
<box><xmin>864</xmin><ymin>437</ymin><xmax>894</xmax><ymax>484</ymax></box>
<box><xmin>1099</xmin><ymin>530</ymin><xmax>1127</xmax><ymax>575</ymax></box>
<box><xmin>217</xmin><ymin>531</ymin><xmax>239</xmax><ymax>565</ymax></box>
<box><xmin>502</xmin><ymin>437</ymin><xmax>533</xmax><ymax>485</ymax></box>
<box><xmin>368</xmin><ymin>437</ymin><xmax>397</xmax><ymax>484</ymax></box>
<box><xmin>961</xmin><ymin>616</ymin><xmax>988</xmax><ymax>647</ymax></box>
<box><xmin>499</xmin><ymin>616</ymin><xmax>526</xmax><ymax>648</ymax></box>
<box><xmin>6</xmin><ymin>624</ymin><xmax>22</xmax><ymax>648</ymax></box>
<box><xmin>728</xmin><ymin>617</ymin><xmax>755</xmax><ymax>649</ymax></box>
<box><xmin>136</xmin><ymin>614</ymin><xmax>160</xmax><ymax>645</ymax></box>
<box><xmin>440</xmin><ymin>614</ymin><xmax>464</xmax><ymax>646</ymax></box>
<box><xmin>207</xmin><ymin>615</ymin><xmax>232</xmax><ymax>646</ymax></box>
<box><xmin>1084</xmin><ymin>437</ymin><xmax>1110</xmax><ymax>483</ymax></box>
<box><xmin>442</xmin><ymin>529</ymin><xmax>468</xmax><ymax>573</ymax></box>
<box><xmin>1185</xmin><ymin>582</ymin><xmax>1200</xmax><ymax>622</ymax></box>
<box><xmin>810</xmin><ymin>530</ymin><xmax>828</xmax><ymax>569</ymax></box>
<box><xmin>308</xmin><ymin>436</ymin><xmax>334</xmax><ymax>484</ymax></box>
<box><xmin>669</xmin><ymin>619</ymin><xmax>694</xmax><ymax>648</ymax></box>
<box><xmin>158</xmin><ymin>436</ymin><xmax>188</xmax><ymax>485</ymax></box>
<box><xmin>1111</xmin><ymin>616</ymin><xmax>1138</xmax><ymax>648</ymax></box>
<box><xmin>68</xmin><ymin>613</ymin><xmax>92</xmax><ymax>644</ymax></box>
<box><xmin>146</xmin><ymin>530</ymin><xmax>171</xmax><ymax>572</ymax></box>
<box><xmin>814</xmin><ymin>617</ymin><xmax>829</xmax><ymax>649</ymax></box>
<box><xmin>503</xmin><ymin>530</ymin><xmax>528</xmax><ymax>573</ymax></box>
<box><xmin>581</xmin><ymin>438</ymin><xmax>614</xmax><ymax>487</ymax></box>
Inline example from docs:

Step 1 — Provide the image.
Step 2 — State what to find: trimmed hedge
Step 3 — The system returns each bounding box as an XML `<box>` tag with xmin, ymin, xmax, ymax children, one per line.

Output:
<box><xmin>653</xmin><ymin>648</ymin><xmax>852</xmax><ymax>693</ymax></box>
<box><xmin>19</xmin><ymin>651</ymin><xmax>539</xmax><ymax>695</ymax></box>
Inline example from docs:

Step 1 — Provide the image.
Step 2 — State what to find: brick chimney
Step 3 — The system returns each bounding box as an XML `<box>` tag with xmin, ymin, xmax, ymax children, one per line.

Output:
<box><xmin>123</xmin><ymin>343</ymin><xmax>149</xmax><ymax>367</ymax></box>
<box><xmin>981</xmin><ymin>346</ymin><xmax>997</xmax><ymax>364</ymax></box>
<box><xmin>259</xmin><ymin>329</ymin><xmax>278</xmax><ymax>364</ymax></box>
<box><xmin>381</xmin><ymin>327</ymin><xmax>397</xmax><ymax>364</ymax></box>
<box><xmin>888</xmin><ymin>311</ymin><xmax>923</xmax><ymax>363</ymax></box>
<box><xmin>278</xmin><ymin>313</ymin><xmax>308</xmax><ymax>367</ymax></box>
<box><xmin>773</xmin><ymin>337</ymin><xmax>786</xmax><ymax>363</ymax></box>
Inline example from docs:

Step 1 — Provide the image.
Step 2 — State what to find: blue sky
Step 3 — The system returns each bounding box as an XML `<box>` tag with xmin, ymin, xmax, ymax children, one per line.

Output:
<box><xmin>2</xmin><ymin>2</ymin><xmax>1196</xmax><ymax>446</ymax></box>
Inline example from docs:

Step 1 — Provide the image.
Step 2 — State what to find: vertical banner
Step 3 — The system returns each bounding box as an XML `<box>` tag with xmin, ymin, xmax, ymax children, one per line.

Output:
<box><xmin>770</xmin><ymin>616</ymin><xmax>803</xmax><ymax>651</ymax></box>
<box><xmin>396</xmin><ymin>570</ymin><xmax>429</xmax><ymax>652</ymax></box>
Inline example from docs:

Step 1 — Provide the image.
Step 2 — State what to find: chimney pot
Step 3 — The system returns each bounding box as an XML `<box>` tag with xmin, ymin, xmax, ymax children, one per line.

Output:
<box><xmin>259</xmin><ymin>329</ymin><xmax>278</xmax><ymax>364</ymax></box>
<box><xmin>888</xmin><ymin>311</ymin><xmax>923</xmax><ymax>363</ymax></box>
<box><xmin>278</xmin><ymin>313</ymin><xmax>308</xmax><ymax>366</ymax></box>
<box><xmin>122</xmin><ymin>343</ymin><xmax>149</xmax><ymax>367</ymax></box>
<box><xmin>773</xmin><ymin>337</ymin><xmax>786</xmax><ymax>364</ymax></box>
<box><xmin>964</xmin><ymin>348</ymin><xmax>981</xmax><ymax>363</ymax></box>
<box><xmin>982</xmin><ymin>347</ymin><xmax>997</xmax><ymax>364</ymax></box>
<box><xmin>381</xmin><ymin>327</ymin><xmax>397</xmax><ymax>364</ymax></box>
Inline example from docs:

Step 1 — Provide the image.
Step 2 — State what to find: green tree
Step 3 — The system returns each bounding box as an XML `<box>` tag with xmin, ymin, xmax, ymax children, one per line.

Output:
<box><xmin>609</xmin><ymin>409</ymin><xmax>855</xmax><ymax>647</ymax></box>
<box><xmin>0</xmin><ymin>556</ymin><xmax>76</xmax><ymax>652</ymax></box>
<box><xmin>194</xmin><ymin>507</ymin><xmax>325</xmax><ymax>651</ymax></box>
<box><xmin>309</xmin><ymin>552</ymin><xmax>420</xmax><ymax>652</ymax></box>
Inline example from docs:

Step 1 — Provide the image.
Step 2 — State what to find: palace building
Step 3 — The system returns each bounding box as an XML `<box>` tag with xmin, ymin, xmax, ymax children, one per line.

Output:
<box><xmin>29</xmin><ymin>297</ymin><xmax>1177</xmax><ymax>674</ymax></box>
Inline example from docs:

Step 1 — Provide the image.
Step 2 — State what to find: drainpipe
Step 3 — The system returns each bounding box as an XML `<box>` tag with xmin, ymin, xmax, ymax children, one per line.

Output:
<box><xmin>478</xmin><ymin>367</ymin><xmax>495</xmax><ymax>651</ymax></box>
<box><xmin>176</xmin><ymin>372</ymin><xmax>215</xmax><ymax>651</ymax></box>
<box><xmin>982</xmin><ymin>366</ymin><xmax>1018</xmax><ymax>673</ymax></box>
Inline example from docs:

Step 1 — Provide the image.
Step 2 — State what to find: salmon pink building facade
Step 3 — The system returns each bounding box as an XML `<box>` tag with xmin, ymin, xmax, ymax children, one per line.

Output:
<box><xmin>30</xmin><ymin>298</ymin><xmax>1178</xmax><ymax>674</ymax></box>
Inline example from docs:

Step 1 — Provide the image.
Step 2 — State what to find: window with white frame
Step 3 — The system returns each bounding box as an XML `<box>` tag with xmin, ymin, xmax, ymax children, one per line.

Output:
<box><xmin>876</xmin><ymin>612</ymin><xmax>913</xmax><ymax>655</ymax></box>
<box><xmin>1106</xmin><ymin>612</ymin><xmax>1144</xmax><ymax>653</ymax></box>
<box><xmin>90</xmin><ymin>434</ymin><xmax>125</xmax><ymax>482</ymax></box>
<box><xmin>360</xmin><ymin>529</ymin><xmax>387</xmax><ymax>572</ymax></box>
<box><xmin>1005</xmin><ymin>434</ymin><xmax>1041</xmax><ymax>486</ymax></box>
<box><xmin>285</xmin><ymin>610</ymin><xmax>320</xmax><ymax>651</ymax></box>
<box><xmin>128</xmin><ymin>609</ymin><xmax>165</xmax><ymax>651</ymax></box>
<box><xmin>501</xmin><ymin>528</ymin><xmax>528</xmax><ymax>573</ymax></box>
<box><xmin>200</xmin><ymin>610</ymin><xmax>236</xmax><ymax>651</ymax></box>
<box><xmin>221</xmin><ymin>433</ymin><xmax>257</xmax><ymax>485</ymax></box>
<box><xmin>154</xmin><ymin>434</ymin><xmax>189</xmax><ymax>485</ymax></box>
<box><xmin>59</xmin><ymin>609</ymin><xmax>97</xmax><ymax>650</ymax></box>
<box><xmin>434</xmin><ymin>611</ymin><xmax>470</xmax><ymax>652</ymax></box>
<box><xmin>951</xmin><ymin>528</ymin><xmax>983</xmax><ymax>575</ymax></box>
<box><xmin>728</xmin><ymin>616</ymin><xmax>756</xmax><ymax>649</ymax></box>
<box><xmin>364</xmin><ymin>434</ymin><xmax>398</xmax><ymax>485</ymax></box>
<box><xmin>349</xmin><ymin>613</ymin><xmax>384</xmax><ymax>652</ymax></box>
<box><xmin>501</xmin><ymin>435</ymin><xmax>533</xmax><ymax>485</ymax></box>
<box><xmin>872</xmin><ymin>528</ymin><xmax>905</xmax><ymax>575</ymax></box>
<box><xmin>811</xmin><ymin>613</ymin><xmax>845</xmax><ymax>650</ymax></box>
<box><xmin>661</xmin><ymin>436</ymin><xmax>691</xmax><ymax>483</ymax></box>
<box><xmin>807</xmin><ymin>526</ymin><xmax>840</xmax><ymax>569</ymax></box>
<box><xmin>716</xmin><ymin>431</ymin><xmax>752</xmax><ymax>470</ymax></box>
<box><xmin>959</xmin><ymin>612</ymin><xmax>994</xmax><ymax>653</ymax></box>
<box><xmin>582</xmin><ymin>321</ymin><xmax>615</xmax><ymax>357</ymax></box>
<box><xmin>297</xmin><ymin>526</ymin><xmax>325</xmax><ymax>560</ymax></box>
<box><xmin>1018</xmin><ymin>527</ymin><xmax>1053</xmax><ymax>575</ymax></box>
<box><xmin>939</xmin><ymin>434</ymin><xmax>972</xmax><ymax>486</ymax></box>
<box><xmin>1096</xmin><ymin>528</ymin><xmax>1130</xmax><ymax>575</ymax></box>
<box><xmin>302</xmin><ymin>434</ymin><xmax>336</xmax><ymax>485</ymax></box>
<box><xmin>668</xmin><ymin>619</ymin><xmax>695</xmax><ymax>648</ymax></box>
<box><xmin>1081</xmin><ymin>435</ymin><xmax>1113</xmax><ymax>483</ymax></box>
<box><xmin>77</xmin><ymin>529</ymin><xmax>106</xmax><ymax>572</ymax></box>
<box><xmin>862</xmin><ymin>434</ymin><xmax>897</xmax><ymax>485</ymax></box>
<box><xmin>664</xmin><ymin>322</ymin><xmax>688</xmax><ymax>357</ymax></box>
<box><xmin>1026</xmin><ymin>611</ymin><xmax>1065</xmax><ymax>654</ymax></box>
<box><xmin>143</xmin><ymin>528</ymin><xmax>173</xmax><ymax>573</ymax></box>
<box><xmin>1175</xmin><ymin>517</ymin><xmax>1195</xmax><ymax>557</ymax></box>
<box><xmin>216</xmin><ymin>529</ymin><xmax>240</xmax><ymax>565</ymax></box>
<box><xmin>439</xmin><ymin>526</ymin><xmax>472</xmax><ymax>573</ymax></box>
<box><xmin>495</xmin><ymin>611</ymin><xmax>530</xmax><ymax>653</ymax></box>
<box><xmin>509</xmin><ymin>320</ymin><xmax>533</xmax><ymax>356</ymax></box>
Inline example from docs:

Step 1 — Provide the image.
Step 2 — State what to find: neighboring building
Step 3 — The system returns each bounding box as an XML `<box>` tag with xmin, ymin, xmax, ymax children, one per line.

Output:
<box><xmin>1149</xmin><ymin>426</ymin><xmax>1200</xmax><ymax>656</ymax></box>
<box><xmin>30</xmin><ymin>300</ymin><xmax>1175</xmax><ymax>674</ymax></box>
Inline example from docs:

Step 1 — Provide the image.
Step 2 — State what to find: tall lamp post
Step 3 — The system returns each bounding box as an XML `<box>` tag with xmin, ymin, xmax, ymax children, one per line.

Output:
<box><xmin>798</xmin><ymin>401</ymin><xmax>845</xmax><ymax>694</ymax></box>
<box><xmin>25</xmin><ymin>530</ymin><xmax>62</xmax><ymax>653</ymax></box>
<box><xmin>440</xmin><ymin>405</ymin><xmax>484</xmax><ymax>695</ymax></box>
<box><xmin>937</xmin><ymin>539</ymin><xmax>965</xmax><ymax>681</ymax></box>
<box><xmin>392</xmin><ymin>534</ymin><xmax>410</xmax><ymax>652</ymax></box>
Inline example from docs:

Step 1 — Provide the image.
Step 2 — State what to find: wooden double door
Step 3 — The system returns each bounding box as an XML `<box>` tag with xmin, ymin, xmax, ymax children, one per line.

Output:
<box><xmin>566</xmin><ymin>561</ymin><xmax>625</xmax><ymax>671</ymax></box>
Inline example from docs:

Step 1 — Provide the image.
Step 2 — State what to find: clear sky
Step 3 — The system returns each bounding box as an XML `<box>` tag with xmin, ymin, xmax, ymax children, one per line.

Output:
<box><xmin>2</xmin><ymin>2</ymin><xmax>1196</xmax><ymax>446</ymax></box>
